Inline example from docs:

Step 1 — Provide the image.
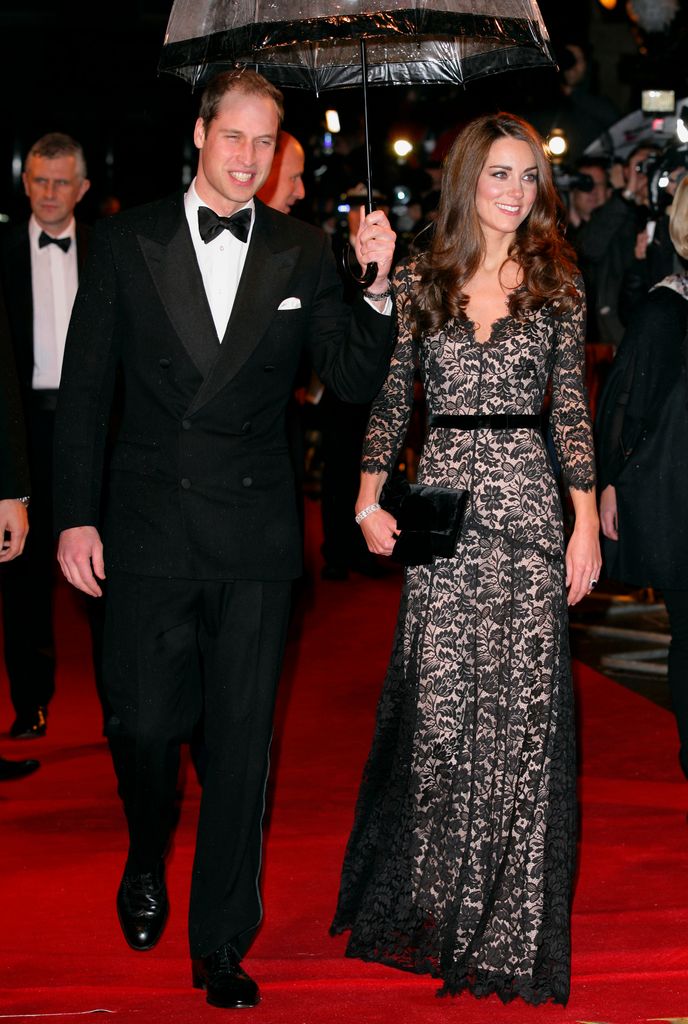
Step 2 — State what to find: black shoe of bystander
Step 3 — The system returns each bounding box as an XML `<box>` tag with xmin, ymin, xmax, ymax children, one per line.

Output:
<box><xmin>10</xmin><ymin>706</ymin><xmax>47</xmax><ymax>739</ymax></box>
<box><xmin>0</xmin><ymin>755</ymin><xmax>40</xmax><ymax>780</ymax></box>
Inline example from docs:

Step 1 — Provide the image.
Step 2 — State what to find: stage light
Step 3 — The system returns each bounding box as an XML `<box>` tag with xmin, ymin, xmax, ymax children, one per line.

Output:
<box><xmin>325</xmin><ymin>109</ymin><xmax>341</xmax><ymax>133</ymax></box>
<box><xmin>393</xmin><ymin>138</ymin><xmax>413</xmax><ymax>159</ymax></box>
<box><xmin>598</xmin><ymin>0</ymin><xmax>617</xmax><ymax>9</ymax></box>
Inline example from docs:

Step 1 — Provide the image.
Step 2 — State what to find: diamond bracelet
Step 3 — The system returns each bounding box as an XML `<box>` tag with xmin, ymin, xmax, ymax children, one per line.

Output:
<box><xmin>354</xmin><ymin>502</ymin><xmax>381</xmax><ymax>525</ymax></box>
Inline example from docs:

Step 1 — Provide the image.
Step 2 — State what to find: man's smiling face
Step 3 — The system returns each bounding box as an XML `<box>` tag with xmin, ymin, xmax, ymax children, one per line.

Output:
<box><xmin>194</xmin><ymin>89</ymin><xmax>279</xmax><ymax>216</ymax></box>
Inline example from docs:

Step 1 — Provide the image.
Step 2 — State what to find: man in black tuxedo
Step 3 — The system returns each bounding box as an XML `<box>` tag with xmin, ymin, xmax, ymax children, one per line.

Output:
<box><xmin>0</xmin><ymin>289</ymin><xmax>39</xmax><ymax>780</ymax></box>
<box><xmin>54</xmin><ymin>70</ymin><xmax>395</xmax><ymax>1010</ymax></box>
<box><xmin>0</xmin><ymin>133</ymin><xmax>91</xmax><ymax>739</ymax></box>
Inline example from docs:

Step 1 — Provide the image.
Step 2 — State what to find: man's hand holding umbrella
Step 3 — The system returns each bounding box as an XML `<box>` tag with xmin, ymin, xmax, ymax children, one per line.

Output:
<box><xmin>353</xmin><ymin>205</ymin><xmax>396</xmax><ymax>298</ymax></box>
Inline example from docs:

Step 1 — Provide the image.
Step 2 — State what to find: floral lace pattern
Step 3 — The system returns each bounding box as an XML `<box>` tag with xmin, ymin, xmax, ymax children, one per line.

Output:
<box><xmin>331</xmin><ymin>259</ymin><xmax>594</xmax><ymax>1006</ymax></box>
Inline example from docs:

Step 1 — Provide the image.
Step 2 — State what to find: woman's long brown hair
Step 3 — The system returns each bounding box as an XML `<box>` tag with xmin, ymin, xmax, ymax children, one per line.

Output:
<box><xmin>413</xmin><ymin>112</ymin><xmax>579</xmax><ymax>339</ymax></box>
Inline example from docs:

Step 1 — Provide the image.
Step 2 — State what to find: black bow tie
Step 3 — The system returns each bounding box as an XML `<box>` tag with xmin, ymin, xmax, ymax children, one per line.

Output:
<box><xmin>39</xmin><ymin>231</ymin><xmax>71</xmax><ymax>253</ymax></box>
<box><xmin>198</xmin><ymin>206</ymin><xmax>252</xmax><ymax>245</ymax></box>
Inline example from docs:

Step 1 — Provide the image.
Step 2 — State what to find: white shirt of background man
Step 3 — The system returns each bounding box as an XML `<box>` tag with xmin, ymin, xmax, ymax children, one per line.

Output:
<box><xmin>29</xmin><ymin>215</ymin><xmax>78</xmax><ymax>390</ymax></box>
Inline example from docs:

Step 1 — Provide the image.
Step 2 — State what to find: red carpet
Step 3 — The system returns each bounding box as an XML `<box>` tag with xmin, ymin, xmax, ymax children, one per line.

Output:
<box><xmin>2</xmin><ymin>503</ymin><xmax>688</xmax><ymax>1023</ymax></box>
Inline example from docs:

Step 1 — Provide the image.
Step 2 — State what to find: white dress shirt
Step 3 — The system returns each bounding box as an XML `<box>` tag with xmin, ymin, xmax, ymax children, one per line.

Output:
<box><xmin>184</xmin><ymin>180</ymin><xmax>391</xmax><ymax>339</ymax></box>
<box><xmin>184</xmin><ymin>180</ymin><xmax>254</xmax><ymax>341</ymax></box>
<box><xmin>29</xmin><ymin>216</ymin><xmax>78</xmax><ymax>390</ymax></box>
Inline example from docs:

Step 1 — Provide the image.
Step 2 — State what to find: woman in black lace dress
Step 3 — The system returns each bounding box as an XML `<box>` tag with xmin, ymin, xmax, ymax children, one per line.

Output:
<box><xmin>331</xmin><ymin>113</ymin><xmax>601</xmax><ymax>1006</ymax></box>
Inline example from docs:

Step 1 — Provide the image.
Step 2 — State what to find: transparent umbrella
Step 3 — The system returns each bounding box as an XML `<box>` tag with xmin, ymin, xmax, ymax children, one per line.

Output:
<box><xmin>159</xmin><ymin>0</ymin><xmax>555</xmax><ymax>282</ymax></box>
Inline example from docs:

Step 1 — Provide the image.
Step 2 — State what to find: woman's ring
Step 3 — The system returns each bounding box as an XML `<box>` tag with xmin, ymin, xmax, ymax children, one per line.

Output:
<box><xmin>589</xmin><ymin>579</ymin><xmax>598</xmax><ymax>589</ymax></box>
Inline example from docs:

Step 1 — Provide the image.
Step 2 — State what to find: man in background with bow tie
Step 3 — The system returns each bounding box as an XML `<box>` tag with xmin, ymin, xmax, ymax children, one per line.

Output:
<box><xmin>54</xmin><ymin>69</ymin><xmax>395</xmax><ymax>1010</ymax></box>
<box><xmin>0</xmin><ymin>133</ymin><xmax>91</xmax><ymax>741</ymax></box>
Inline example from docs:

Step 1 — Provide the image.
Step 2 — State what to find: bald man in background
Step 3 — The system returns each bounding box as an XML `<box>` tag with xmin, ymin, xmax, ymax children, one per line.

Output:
<box><xmin>257</xmin><ymin>131</ymin><xmax>305</xmax><ymax>214</ymax></box>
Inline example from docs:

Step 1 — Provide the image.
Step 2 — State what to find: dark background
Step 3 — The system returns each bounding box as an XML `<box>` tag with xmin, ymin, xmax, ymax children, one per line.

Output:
<box><xmin>1</xmin><ymin>0</ymin><xmax>687</xmax><ymax>223</ymax></box>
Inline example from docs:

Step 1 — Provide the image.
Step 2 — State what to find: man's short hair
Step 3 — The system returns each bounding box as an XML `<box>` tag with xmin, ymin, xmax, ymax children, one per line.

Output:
<box><xmin>199</xmin><ymin>69</ymin><xmax>284</xmax><ymax>131</ymax></box>
<box><xmin>625</xmin><ymin>142</ymin><xmax>660</xmax><ymax>168</ymax></box>
<box><xmin>574</xmin><ymin>156</ymin><xmax>610</xmax><ymax>186</ymax></box>
<box><xmin>25</xmin><ymin>132</ymin><xmax>87</xmax><ymax>179</ymax></box>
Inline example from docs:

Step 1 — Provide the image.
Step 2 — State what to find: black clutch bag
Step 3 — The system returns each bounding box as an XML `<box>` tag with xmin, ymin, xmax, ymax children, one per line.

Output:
<box><xmin>380</xmin><ymin>479</ymin><xmax>469</xmax><ymax>566</ymax></box>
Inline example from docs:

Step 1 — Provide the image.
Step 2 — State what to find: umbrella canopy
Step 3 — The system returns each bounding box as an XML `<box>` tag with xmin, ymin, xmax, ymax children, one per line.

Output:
<box><xmin>160</xmin><ymin>0</ymin><xmax>554</xmax><ymax>284</ymax></box>
<box><xmin>160</xmin><ymin>0</ymin><xmax>554</xmax><ymax>93</ymax></box>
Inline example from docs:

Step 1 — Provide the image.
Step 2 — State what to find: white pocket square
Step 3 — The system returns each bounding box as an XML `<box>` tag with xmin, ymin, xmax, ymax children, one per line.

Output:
<box><xmin>277</xmin><ymin>297</ymin><xmax>301</xmax><ymax>311</ymax></box>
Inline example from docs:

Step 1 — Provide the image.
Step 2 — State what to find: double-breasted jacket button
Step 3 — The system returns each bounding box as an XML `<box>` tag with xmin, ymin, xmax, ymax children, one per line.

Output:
<box><xmin>182</xmin><ymin>419</ymin><xmax>191</xmax><ymax>430</ymax></box>
<box><xmin>263</xmin><ymin>364</ymin><xmax>275</xmax><ymax>372</ymax></box>
<box><xmin>241</xmin><ymin>421</ymin><xmax>251</xmax><ymax>434</ymax></box>
<box><xmin>181</xmin><ymin>478</ymin><xmax>192</xmax><ymax>490</ymax></box>
<box><xmin>242</xmin><ymin>476</ymin><xmax>253</xmax><ymax>488</ymax></box>
<box><xmin>159</xmin><ymin>358</ymin><xmax>171</xmax><ymax>369</ymax></box>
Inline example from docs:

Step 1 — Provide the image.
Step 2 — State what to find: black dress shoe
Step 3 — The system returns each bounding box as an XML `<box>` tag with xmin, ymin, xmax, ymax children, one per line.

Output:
<box><xmin>192</xmin><ymin>944</ymin><xmax>260</xmax><ymax>1009</ymax></box>
<box><xmin>10</xmin><ymin>706</ymin><xmax>47</xmax><ymax>739</ymax></box>
<box><xmin>0</xmin><ymin>755</ymin><xmax>40</xmax><ymax>780</ymax></box>
<box><xmin>116</xmin><ymin>864</ymin><xmax>168</xmax><ymax>951</ymax></box>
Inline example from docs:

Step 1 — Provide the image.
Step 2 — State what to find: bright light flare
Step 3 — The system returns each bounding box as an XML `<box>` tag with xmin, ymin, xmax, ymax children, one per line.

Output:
<box><xmin>393</xmin><ymin>138</ymin><xmax>413</xmax><ymax>158</ymax></box>
<box><xmin>325</xmin><ymin>109</ymin><xmax>341</xmax><ymax>133</ymax></box>
<box><xmin>677</xmin><ymin>116</ymin><xmax>688</xmax><ymax>144</ymax></box>
<box><xmin>547</xmin><ymin>132</ymin><xmax>567</xmax><ymax>158</ymax></box>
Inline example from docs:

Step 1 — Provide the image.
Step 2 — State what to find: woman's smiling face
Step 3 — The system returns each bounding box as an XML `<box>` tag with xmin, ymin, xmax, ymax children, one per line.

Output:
<box><xmin>474</xmin><ymin>136</ymin><xmax>539</xmax><ymax>240</ymax></box>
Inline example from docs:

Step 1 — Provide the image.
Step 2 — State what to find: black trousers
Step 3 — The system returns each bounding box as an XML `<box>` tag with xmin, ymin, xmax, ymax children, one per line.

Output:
<box><xmin>663</xmin><ymin>589</ymin><xmax>688</xmax><ymax>779</ymax></box>
<box><xmin>103</xmin><ymin>572</ymin><xmax>292</xmax><ymax>959</ymax></box>
<box><xmin>0</xmin><ymin>397</ymin><xmax>104</xmax><ymax>721</ymax></box>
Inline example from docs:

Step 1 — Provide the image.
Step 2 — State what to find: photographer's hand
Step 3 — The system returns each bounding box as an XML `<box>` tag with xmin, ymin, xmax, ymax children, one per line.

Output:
<box><xmin>624</xmin><ymin>161</ymin><xmax>647</xmax><ymax>204</ymax></box>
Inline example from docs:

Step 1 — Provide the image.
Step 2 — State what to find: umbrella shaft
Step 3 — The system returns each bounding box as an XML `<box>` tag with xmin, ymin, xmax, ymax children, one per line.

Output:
<box><xmin>360</xmin><ymin>38</ymin><xmax>374</xmax><ymax>212</ymax></box>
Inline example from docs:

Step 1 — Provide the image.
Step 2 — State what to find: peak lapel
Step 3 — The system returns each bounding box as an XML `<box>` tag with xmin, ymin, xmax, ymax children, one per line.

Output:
<box><xmin>137</xmin><ymin>199</ymin><xmax>220</xmax><ymax>378</ymax></box>
<box><xmin>185</xmin><ymin>207</ymin><xmax>300</xmax><ymax>417</ymax></box>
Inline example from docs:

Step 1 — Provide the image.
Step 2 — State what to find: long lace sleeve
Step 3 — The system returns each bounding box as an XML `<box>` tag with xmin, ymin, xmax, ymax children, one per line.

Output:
<box><xmin>548</xmin><ymin>282</ymin><xmax>596</xmax><ymax>491</ymax></box>
<box><xmin>360</xmin><ymin>261</ymin><xmax>417</xmax><ymax>475</ymax></box>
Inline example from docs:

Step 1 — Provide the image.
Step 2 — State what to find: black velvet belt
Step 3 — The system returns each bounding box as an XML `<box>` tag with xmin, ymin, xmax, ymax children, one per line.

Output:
<box><xmin>428</xmin><ymin>413</ymin><xmax>542</xmax><ymax>430</ymax></box>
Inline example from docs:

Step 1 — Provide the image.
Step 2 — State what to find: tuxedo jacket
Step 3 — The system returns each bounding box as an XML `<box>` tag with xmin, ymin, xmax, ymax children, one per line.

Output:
<box><xmin>54</xmin><ymin>193</ymin><xmax>394</xmax><ymax>581</ymax></box>
<box><xmin>0</xmin><ymin>220</ymin><xmax>90</xmax><ymax>399</ymax></box>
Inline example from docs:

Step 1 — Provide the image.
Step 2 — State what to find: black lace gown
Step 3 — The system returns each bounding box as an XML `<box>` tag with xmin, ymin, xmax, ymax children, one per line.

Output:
<box><xmin>331</xmin><ymin>260</ymin><xmax>595</xmax><ymax>1006</ymax></box>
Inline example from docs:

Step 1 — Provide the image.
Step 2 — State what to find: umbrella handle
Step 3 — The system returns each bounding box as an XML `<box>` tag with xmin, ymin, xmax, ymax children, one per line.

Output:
<box><xmin>341</xmin><ymin>244</ymin><xmax>378</xmax><ymax>288</ymax></box>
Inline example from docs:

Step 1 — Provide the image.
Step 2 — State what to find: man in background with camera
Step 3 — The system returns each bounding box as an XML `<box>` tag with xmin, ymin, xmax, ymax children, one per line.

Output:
<box><xmin>619</xmin><ymin>154</ymin><xmax>688</xmax><ymax>322</ymax></box>
<box><xmin>566</xmin><ymin>157</ymin><xmax>611</xmax><ymax>235</ymax></box>
<box><xmin>575</xmin><ymin>142</ymin><xmax>659</xmax><ymax>345</ymax></box>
